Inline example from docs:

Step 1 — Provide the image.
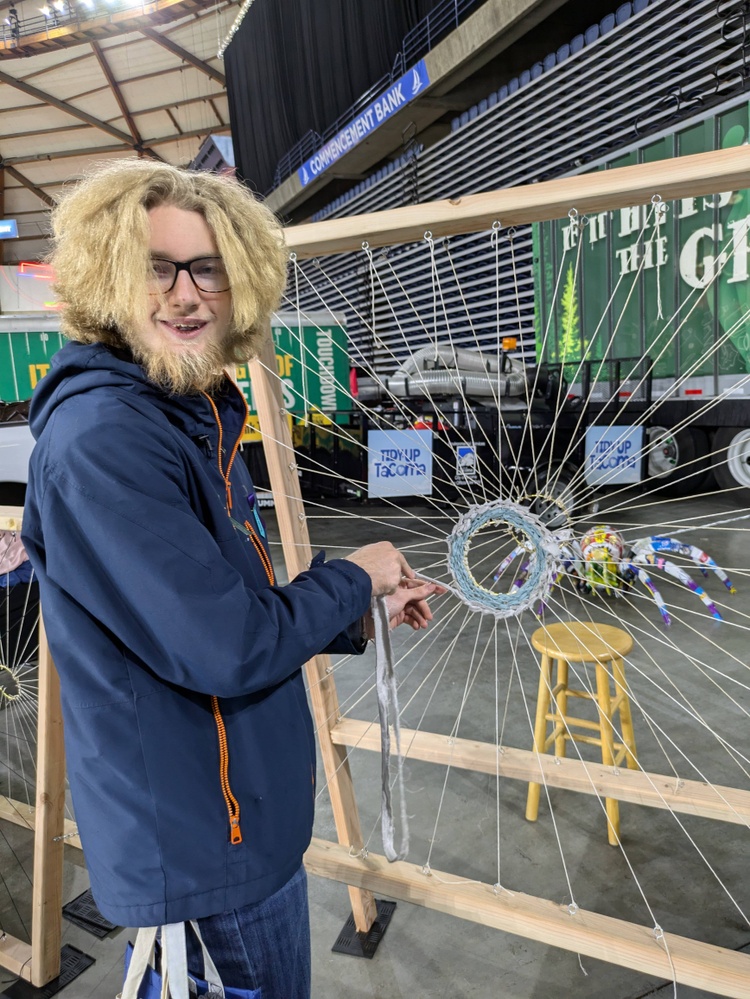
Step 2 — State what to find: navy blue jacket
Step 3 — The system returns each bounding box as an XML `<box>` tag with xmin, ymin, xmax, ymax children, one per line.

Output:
<box><xmin>22</xmin><ymin>342</ymin><xmax>372</xmax><ymax>927</ymax></box>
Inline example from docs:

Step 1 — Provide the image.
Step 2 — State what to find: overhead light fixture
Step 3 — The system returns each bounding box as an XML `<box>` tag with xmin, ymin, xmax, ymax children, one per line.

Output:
<box><xmin>40</xmin><ymin>5</ymin><xmax>50</xmax><ymax>14</ymax></box>
<box><xmin>53</xmin><ymin>0</ymin><xmax>64</xmax><ymax>10</ymax></box>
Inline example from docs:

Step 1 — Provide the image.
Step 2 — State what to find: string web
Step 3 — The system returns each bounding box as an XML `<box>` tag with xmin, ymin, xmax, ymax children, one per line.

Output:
<box><xmin>0</xmin><ymin>530</ymin><xmax>75</xmax><ymax>947</ymax></box>
<box><xmin>249</xmin><ymin>187</ymin><xmax>750</xmax><ymax>995</ymax></box>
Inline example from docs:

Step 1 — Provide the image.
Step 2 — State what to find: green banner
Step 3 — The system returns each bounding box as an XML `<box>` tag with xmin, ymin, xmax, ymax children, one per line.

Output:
<box><xmin>236</xmin><ymin>314</ymin><xmax>352</xmax><ymax>417</ymax></box>
<box><xmin>0</xmin><ymin>330</ymin><xmax>66</xmax><ymax>402</ymax></box>
<box><xmin>535</xmin><ymin>100</ymin><xmax>750</xmax><ymax>380</ymax></box>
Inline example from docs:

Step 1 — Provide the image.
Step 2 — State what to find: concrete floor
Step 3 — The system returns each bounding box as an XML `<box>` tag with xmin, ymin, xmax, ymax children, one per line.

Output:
<box><xmin>0</xmin><ymin>488</ymin><xmax>748</xmax><ymax>998</ymax></box>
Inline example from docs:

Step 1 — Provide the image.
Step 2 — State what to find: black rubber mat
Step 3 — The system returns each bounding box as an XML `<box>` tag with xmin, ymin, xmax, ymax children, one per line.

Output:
<box><xmin>2</xmin><ymin>945</ymin><xmax>94</xmax><ymax>997</ymax></box>
<box><xmin>62</xmin><ymin>889</ymin><xmax>117</xmax><ymax>938</ymax></box>
<box><xmin>331</xmin><ymin>899</ymin><xmax>396</xmax><ymax>959</ymax></box>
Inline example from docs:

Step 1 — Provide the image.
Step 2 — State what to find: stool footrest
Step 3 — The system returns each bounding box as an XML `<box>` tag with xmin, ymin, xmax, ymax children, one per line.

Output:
<box><xmin>545</xmin><ymin>711</ymin><xmax>607</xmax><ymax>733</ymax></box>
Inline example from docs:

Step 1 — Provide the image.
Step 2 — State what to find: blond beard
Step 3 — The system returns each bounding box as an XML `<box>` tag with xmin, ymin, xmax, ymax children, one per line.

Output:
<box><xmin>123</xmin><ymin>325</ymin><xmax>258</xmax><ymax>396</ymax></box>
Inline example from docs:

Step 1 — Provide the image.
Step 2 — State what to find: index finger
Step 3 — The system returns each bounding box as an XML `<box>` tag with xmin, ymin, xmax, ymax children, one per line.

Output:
<box><xmin>399</xmin><ymin>576</ymin><xmax>447</xmax><ymax>595</ymax></box>
<box><xmin>398</xmin><ymin>553</ymin><xmax>416</xmax><ymax>580</ymax></box>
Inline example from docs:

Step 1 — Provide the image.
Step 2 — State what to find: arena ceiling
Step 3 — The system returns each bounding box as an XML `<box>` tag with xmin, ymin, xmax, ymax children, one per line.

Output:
<box><xmin>0</xmin><ymin>0</ymin><xmax>241</xmax><ymax>265</ymax></box>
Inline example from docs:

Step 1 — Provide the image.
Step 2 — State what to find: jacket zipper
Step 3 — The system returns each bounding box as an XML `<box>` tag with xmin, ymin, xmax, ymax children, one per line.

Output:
<box><xmin>244</xmin><ymin>520</ymin><xmax>275</xmax><ymax>584</ymax></box>
<box><xmin>211</xmin><ymin>695</ymin><xmax>242</xmax><ymax>844</ymax></box>
<box><xmin>201</xmin><ymin>387</ymin><xmax>252</xmax><ymax>847</ymax></box>
<box><xmin>201</xmin><ymin>390</ymin><xmax>247</xmax><ymax>512</ymax></box>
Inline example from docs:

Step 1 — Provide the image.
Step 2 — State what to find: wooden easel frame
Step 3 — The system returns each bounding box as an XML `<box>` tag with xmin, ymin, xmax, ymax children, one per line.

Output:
<box><xmin>251</xmin><ymin>145</ymin><xmax>750</xmax><ymax>998</ymax></box>
<box><xmin>0</xmin><ymin>506</ymin><xmax>69</xmax><ymax>987</ymax></box>
<box><xmin>0</xmin><ymin>145</ymin><xmax>749</xmax><ymax>994</ymax></box>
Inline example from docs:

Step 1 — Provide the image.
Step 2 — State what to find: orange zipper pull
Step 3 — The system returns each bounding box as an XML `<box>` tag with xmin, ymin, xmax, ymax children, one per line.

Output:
<box><xmin>230</xmin><ymin>816</ymin><xmax>242</xmax><ymax>845</ymax></box>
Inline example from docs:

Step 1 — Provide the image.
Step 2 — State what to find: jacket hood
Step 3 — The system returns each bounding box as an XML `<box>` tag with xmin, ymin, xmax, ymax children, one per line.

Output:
<box><xmin>29</xmin><ymin>341</ymin><xmax>245</xmax><ymax>444</ymax></box>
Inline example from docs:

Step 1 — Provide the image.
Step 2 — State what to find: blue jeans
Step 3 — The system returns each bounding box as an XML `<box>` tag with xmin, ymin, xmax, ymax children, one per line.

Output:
<box><xmin>186</xmin><ymin>864</ymin><xmax>311</xmax><ymax>999</ymax></box>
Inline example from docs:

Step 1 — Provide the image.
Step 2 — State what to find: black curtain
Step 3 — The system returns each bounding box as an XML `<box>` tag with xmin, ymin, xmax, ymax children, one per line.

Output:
<box><xmin>225</xmin><ymin>0</ymin><xmax>440</xmax><ymax>195</ymax></box>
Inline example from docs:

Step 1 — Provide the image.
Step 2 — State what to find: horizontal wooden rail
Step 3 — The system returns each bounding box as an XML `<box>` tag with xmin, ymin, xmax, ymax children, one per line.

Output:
<box><xmin>0</xmin><ymin>796</ymin><xmax>81</xmax><ymax>851</ymax></box>
<box><xmin>0</xmin><ymin>933</ymin><xmax>33</xmax><ymax>982</ymax></box>
<box><xmin>304</xmin><ymin>837</ymin><xmax>750</xmax><ymax>998</ymax></box>
<box><xmin>284</xmin><ymin>145</ymin><xmax>750</xmax><ymax>256</ymax></box>
<box><xmin>330</xmin><ymin>718</ymin><xmax>750</xmax><ymax>825</ymax></box>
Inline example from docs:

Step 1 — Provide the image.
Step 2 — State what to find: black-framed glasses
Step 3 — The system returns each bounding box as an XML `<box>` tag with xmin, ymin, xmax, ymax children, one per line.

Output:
<box><xmin>149</xmin><ymin>256</ymin><xmax>230</xmax><ymax>294</ymax></box>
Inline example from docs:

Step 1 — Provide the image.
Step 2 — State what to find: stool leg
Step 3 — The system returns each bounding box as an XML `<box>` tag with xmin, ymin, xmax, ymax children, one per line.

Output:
<box><xmin>526</xmin><ymin>653</ymin><xmax>553</xmax><ymax>822</ymax></box>
<box><xmin>612</xmin><ymin>657</ymin><xmax>638</xmax><ymax>769</ymax></box>
<box><xmin>595</xmin><ymin>662</ymin><xmax>621</xmax><ymax>846</ymax></box>
<box><xmin>554</xmin><ymin>657</ymin><xmax>569</xmax><ymax>758</ymax></box>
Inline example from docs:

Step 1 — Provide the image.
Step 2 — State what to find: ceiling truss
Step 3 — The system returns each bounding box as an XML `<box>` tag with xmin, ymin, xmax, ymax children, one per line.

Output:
<box><xmin>0</xmin><ymin>0</ymin><xmax>238</xmax><ymax>261</ymax></box>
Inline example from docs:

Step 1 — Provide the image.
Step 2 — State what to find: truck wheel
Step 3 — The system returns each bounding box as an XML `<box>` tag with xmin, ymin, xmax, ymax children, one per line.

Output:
<box><xmin>712</xmin><ymin>427</ymin><xmax>750</xmax><ymax>503</ymax></box>
<box><xmin>523</xmin><ymin>464</ymin><xmax>578</xmax><ymax>529</ymax></box>
<box><xmin>646</xmin><ymin>426</ymin><xmax>710</xmax><ymax>496</ymax></box>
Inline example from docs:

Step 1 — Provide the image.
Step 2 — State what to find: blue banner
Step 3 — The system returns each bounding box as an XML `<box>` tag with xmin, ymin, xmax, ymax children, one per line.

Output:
<box><xmin>0</xmin><ymin>219</ymin><xmax>18</xmax><ymax>239</ymax></box>
<box><xmin>298</xmin><ymin>61</ymin><xmax>430</xmax><ymax>187</ymax></box>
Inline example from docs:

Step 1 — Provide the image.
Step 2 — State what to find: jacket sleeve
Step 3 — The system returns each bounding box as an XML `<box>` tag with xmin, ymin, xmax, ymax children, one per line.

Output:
<box><xmin>28</xmin><ymin>407</ymin><xmax>372</xmax><ymax>697</ymax></box>
<box><xmin>307</xmin><ymin>549</ymin><xmax>369</xmax><ymax>656</ymax></box>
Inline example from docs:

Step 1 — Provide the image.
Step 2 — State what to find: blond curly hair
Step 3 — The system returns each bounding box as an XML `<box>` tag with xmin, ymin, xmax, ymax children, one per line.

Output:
<box><xmin>48</xmin><ymin>159</ymin><xmax>288</xmax><ymax>360</ymax></box>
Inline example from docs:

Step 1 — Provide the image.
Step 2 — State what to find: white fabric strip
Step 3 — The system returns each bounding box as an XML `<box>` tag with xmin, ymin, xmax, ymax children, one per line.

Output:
<box><xmin>374</xmin><ymin>594</ymin><xmax>410</xmax><ymax>861</ymax></box>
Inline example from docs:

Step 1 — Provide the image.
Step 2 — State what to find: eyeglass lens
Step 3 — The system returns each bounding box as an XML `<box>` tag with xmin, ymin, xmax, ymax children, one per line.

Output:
<box><xmin>151</xmin><ymin>257</ymin><xmax>230</xmax><ymax>293</ymax></box>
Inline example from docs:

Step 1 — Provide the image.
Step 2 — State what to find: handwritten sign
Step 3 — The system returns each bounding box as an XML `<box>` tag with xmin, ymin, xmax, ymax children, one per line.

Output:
<box><xmin>367</xmin><ymin>428</ymin><xmax>433</xmax><ymax>497</ymax></box>
<box><xmin>584</xmin><ymin>425</ymin><xmax>644</xmax><ymax>486</ymax></box>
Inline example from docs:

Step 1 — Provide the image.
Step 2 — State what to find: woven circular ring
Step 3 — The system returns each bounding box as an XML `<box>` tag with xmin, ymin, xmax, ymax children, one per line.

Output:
<box><xmin>446</xmin><ymin>500</ymin><xmax>560</xmax><ymax>618</ymax></box>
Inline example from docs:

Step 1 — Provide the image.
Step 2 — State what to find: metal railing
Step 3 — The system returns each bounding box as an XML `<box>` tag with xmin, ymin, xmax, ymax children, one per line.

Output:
<box><xmin>289</xmin><ymin>0</ymin><xmax>743</xmax><ymax>372</ymax></box>
<box><xmin>0</xmin><ymin>0</ymin><xmax>150</xmax><ymax>49</ymax></box>
<box><xmin>401</xmin><ymin>0</ymin><xmax>479</xmax><ymax>66</ymax></box>
<box><xmin>269</xmin><ymin>0</ymin><xmax>484</xmax><ymax>191</ymax></box>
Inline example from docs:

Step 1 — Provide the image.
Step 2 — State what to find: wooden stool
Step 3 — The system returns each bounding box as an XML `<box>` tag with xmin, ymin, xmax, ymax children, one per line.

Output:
<box><xmin>525</xmin><ymin>620</ymin><xmax>638</xmax><ymax>845</ymax></box>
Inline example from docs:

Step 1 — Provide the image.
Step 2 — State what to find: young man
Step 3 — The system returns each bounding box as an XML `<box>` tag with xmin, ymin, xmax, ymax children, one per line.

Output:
<box><xmin>21</xmin><ymin>160</ymin><xmax>437</xmax><ymax>998</ymax></box>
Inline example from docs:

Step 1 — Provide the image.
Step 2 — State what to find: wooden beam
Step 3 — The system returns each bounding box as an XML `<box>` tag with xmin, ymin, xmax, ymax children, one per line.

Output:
<box><xmin>208</xmin><ymin>98</ymin><xmax>224</xmax><ymax>126</ymax></box>
<box><xmin>91</xmin><ymin>42</ymin><xmax>140</xmax><ymax>141</ymax></box>
<box><xmin>1</xmin><ymin>91</ymin><xmax>226</xmax><ymax>134</ymax></box>
<box><xmin>3</xmin><ymin>123</ymin><xmax>232</xmax><ymax>168</ymax></box>
<box><xmin>0</xmin><ymin>795</ymin><xmax>81</xmax><ymax>850</ymax></box>
<box><xmin>137</xmin><ymin>92</ymin><xmax>226</xmax><ymax>117</ymax></box>
<box><xmin>283</xmin><ymin>144</ymin><xmax>750</xmax><ymax>257</ymax></box>
<box><xmin>30</xmin><ymin>619</ymin><xmax>65</xmax><ymax>986</ymax></box>
<box><xmin>246</xmin><ymin>337</ymin><xmax>378</xmax><ymax>934</ymax></box>
<box><xmin>1</xmin><ymin>123</ymin><xmax>85</xmax><ymax>141</ymax></box>
<box><xmin>0</xmin><ymin>0</ymin><xmax>221</xmax><ymax>59</ymax></box>
<box><xmin>136</xmin><ymin>124</ymin><xmax>231</xmax><ymax>147</ymax></box>
<box><xmin>0</xmin><ymin>232</ymin><xmax>48</xmax><ymax>243</ymax></box>
<box><xmin>0</xmin><ymin>933</ymin><xmax>33</xmax><ymax>982</ymax></box>
<box><xmin>90</xmin><ymin>41</ymin><xmax>163</xmax><ymax>161</ymax></box>
<box><xmin>166</xmin><ymin>108</ymin><xmax>183</xmax><ymax>134</ymax></box>
<box><xmin>140</xmin><ymin>26</ymin><xmax>225</xmax><ymax>85</ymax></box>
<box><xmin>0</xmin><ymin>66</ymin><xmax>134</xmax><ymax>145</ymax></box>
<box><xmin>0</xmin><ymin>163</ymin><xmax>53</xmax><ymax>206</ymax></box>
<box><xmin>304</xmin><ymin>838</ymin><xmax>750</xmax><ymax>998</ymax></box>
<box><xmin>331</xmin><ymin>718</ymin><xmax>750</xmax><ymax>825</ymax></box>
<box><xmin>5</xmin><ymin>143</ymin><xmax>133</xmax><ymax>164</ymax></box>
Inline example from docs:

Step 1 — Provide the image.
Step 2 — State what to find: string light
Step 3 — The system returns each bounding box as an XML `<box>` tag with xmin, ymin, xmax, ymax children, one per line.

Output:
<box><xmin>217</xmin><ymin>0</ymin><xmax>257</xmax><ymax>58</ymax></box>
